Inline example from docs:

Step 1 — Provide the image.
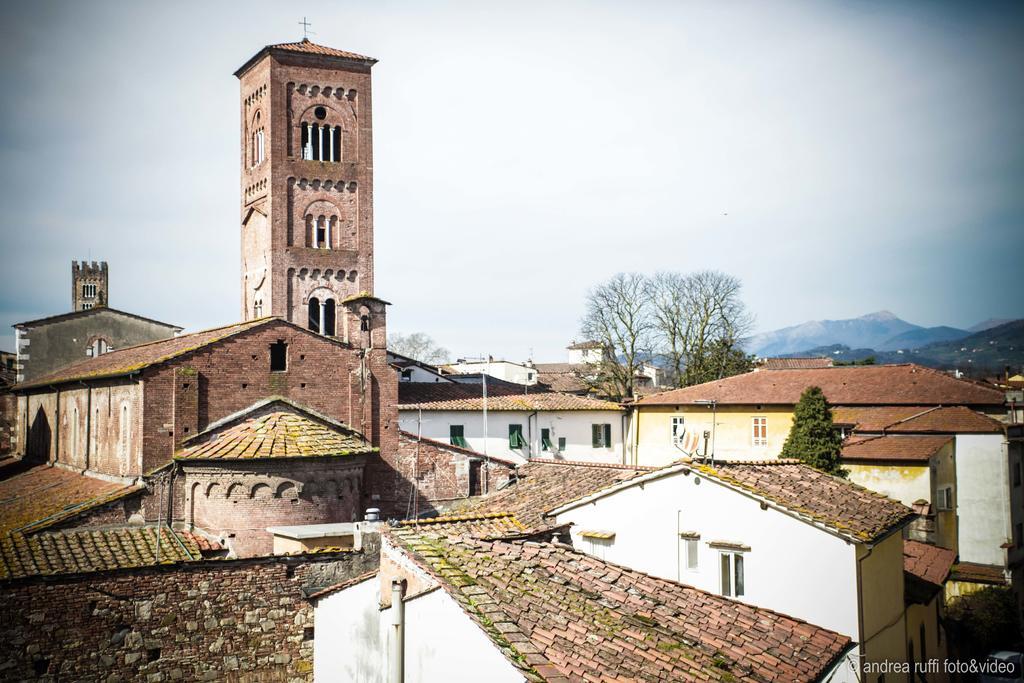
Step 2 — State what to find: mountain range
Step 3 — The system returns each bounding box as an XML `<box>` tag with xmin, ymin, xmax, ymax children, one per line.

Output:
<box><xmin>747</xmin><ymin>312</ymin><xmax>1023</xmax><ymax>372</ymax></box>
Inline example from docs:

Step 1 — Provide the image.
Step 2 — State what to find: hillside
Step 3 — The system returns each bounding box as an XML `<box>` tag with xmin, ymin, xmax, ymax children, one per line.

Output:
<box><xmin>781</xmin><ymin>320</ymin><xmax>1024</xmax><ymax>372</ymax></box>
<box><xmin>877</xmin><ymin>325</ymin><xmax>970</xmax><ymax>351</ymax></box>
<box><xmin>747</xmin><ymin>311</ymin><xmax>919</xmax><ymax>357</ymax></box>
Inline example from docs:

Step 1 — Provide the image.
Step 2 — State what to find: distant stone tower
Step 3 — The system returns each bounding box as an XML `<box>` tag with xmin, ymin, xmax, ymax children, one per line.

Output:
<box><xmin>235</xmin><ymin>39</ymin><xmax>377</xmax><ymax>336</ymax></box>
<box><xmin>72</xmin><ymin>261</ymin><xmax>108</xmax><ymax>311</ymax></box>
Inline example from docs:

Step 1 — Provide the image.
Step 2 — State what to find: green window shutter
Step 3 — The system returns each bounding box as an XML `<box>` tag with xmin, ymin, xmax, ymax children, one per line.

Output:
<box><xmin>603</xmin><ymin>424</ymin><xmax>612</xmax><ymax>448</ymax></box>
<box><xmin>450</xmin><ymin>425</ymin><xmax>465</xmax><ymax>447</ymax></box>
<box><xmin>541</xmin><ymin>428</ymin><xmax>552</xmax><ymax>451</ymax></box>
<box><xmin>558</xmin><ymin>437</ymin><xmax>567</xmax><ymax>451</ymax></box>
<box><xmin>509</xmin><ymin>424</ymin><xmax>523</xmax><ymax>449</ymax></box>
<box><xmin>592</xmin><ymin>424</ymin><xmax>601</xmax><ymax>448</ymax></box>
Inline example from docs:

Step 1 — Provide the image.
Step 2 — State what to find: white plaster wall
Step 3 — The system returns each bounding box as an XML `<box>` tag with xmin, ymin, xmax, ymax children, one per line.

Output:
<box><xmin>552</xmin><ymin>469</ymin><xmax>862</xmax><ymax>639</ymax></box>
<box><xmin>955</xmin><ymin>433</ymin><xmax>1011</xmax><ymax>565</ymax></box>
<box><xmin>403</xmin><ymin>589</ymin><xmax>525</xmax><ymax>683</ymax></box>
<box><xmin>399</xmin><ymin>409</ymin><xmax>625</xmax><ymax>464</ymax></box>
<box><xmin>314</xmin><ymin>576</ymin><xmax>383</xmax><ymax>682</ymax></box>
<box><xmin>447</xmin><ymin>361</ymin><xmax>538</xmax><ymax>385</ymax></box>
<box><xmin>314</xmin><ymin>578</ymin><xmax>524</xmax><ymax>683</ymax></box>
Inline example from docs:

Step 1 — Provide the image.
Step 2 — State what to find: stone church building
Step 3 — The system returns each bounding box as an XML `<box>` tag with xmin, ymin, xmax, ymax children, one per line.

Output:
<box><xmin>8</xmin><ymin>39</ymin><xmax>418</xmax><ymax>556</ymax></box>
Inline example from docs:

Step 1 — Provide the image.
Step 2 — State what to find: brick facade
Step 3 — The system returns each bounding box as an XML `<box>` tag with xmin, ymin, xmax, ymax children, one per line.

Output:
<box><xmin>237</xmin><ymin>44</ymin><xmax>376</xmax><ymax>325</ymax></box>
<box><xmin>0</xmin><ymin>548</ymin><xmax>377</xmax><ymax>682</ymax></box>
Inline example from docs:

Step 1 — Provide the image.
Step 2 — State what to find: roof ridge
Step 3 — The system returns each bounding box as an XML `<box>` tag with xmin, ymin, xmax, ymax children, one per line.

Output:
<box><xmin>528</xmin><ymin>458</ymin><xmax>652</xmax><ymax>471</ymax></box>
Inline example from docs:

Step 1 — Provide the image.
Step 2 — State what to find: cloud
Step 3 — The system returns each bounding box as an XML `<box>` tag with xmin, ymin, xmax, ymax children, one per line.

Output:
<box><xmin>1</xmin><ymin>0</ymin><xmax>1021</xmax><ymax>360</ymax></box>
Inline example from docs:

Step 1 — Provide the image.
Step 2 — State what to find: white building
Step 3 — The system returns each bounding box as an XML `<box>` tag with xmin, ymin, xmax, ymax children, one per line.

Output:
<box><xmin>443</xmin><ymin>358</ymin><xmax>539</xmax><ymax>386</ymax></box>
<box><xmin>836</xmin><ymin>405</ymin><xmax>1012</xmax><ymax>591</ymax></box>
<box><xmin>547</xmin><ymin>459</ymin><xmax>930</xmax><ymax>674</ymax></box>
<box><xmin>387</xmin><ymin>350</ymin><xmax>452</xmax><ymax>383</ymax></box>
<box><xmin>313</xmin><ymin>515</ymin><xmax>858</xmax><ymax>683</ymax></box>
<box><xmin>397</xmin><ymin>382</ymin><xmax>626</xmax><ymax>464</ymax></box>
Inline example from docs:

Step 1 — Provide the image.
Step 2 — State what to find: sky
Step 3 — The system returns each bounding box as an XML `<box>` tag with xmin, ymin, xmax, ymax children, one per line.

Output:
<box><xmin>0</xmin><ymin>0</ymin><xmax>1021</xmax><ymax>361</ymax></box>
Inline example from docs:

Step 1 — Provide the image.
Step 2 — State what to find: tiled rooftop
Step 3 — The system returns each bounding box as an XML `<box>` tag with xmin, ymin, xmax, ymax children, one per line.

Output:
<box><xmin>176</xmin><ymin>398</ymin><xmax>375</xmax><ymax>461</ymax></box>
<box><xmin>636</xmin><ymin>364</ymin><xmax>1006</xmax><ymax>407</ymax></box>
<box><xmin>0</xmin><ymin>465</ymin><xmax>141</xmax><ymax>535</ymax></box>
<box><xmin>16</xmin><ymin>318</ymin><xmax>275</xmax><ymax>389</ymax></box>
<box><xmin>268</xmin><ymin>39</ymin><xmax>375</xmax><ymax>62</ymax></box>
<box><xmin>950</xmin><ymin>562</ymin><xmax>1009</xmax><ymax>586</ymax></box>
<box><xmin>397</xmin><ymin>512</ymin><xmax>526</xmax><ymax>538</ymax></box>
<box><xmin>903</xmin><ymin>540</ymin><xmax>955</xmax><ymax>587</ymax></box>
<box><xmin>834</xmin><ymin>405</ymin><xmax>1005</xmax><ymax>433</ymax></box>
<box><xmin>757</xmin><ymin>357</ymin><xmax>834</xmax><ymax>370</ymax></box>
<box><xmin>841</xmin><ymin>434</ymin><xmax>953</xmax><ymax>463</ymax></box>
<box><xmin>692</xmin><ymin>460</ymin><xmax>916</xmax><ymax>543</ymax></box>
<box><xmin>0</xmin><ymin>526</ymin><xmax>204</xmax><ymax>580</ymax></box>
<box><xmin>389</xmin><ymin>529</ymin><xmax>852</xmax><ymax>682</ymax></box>
<box><xmin>398</xmin><ymin>382</ymin><xmax>621</xmax><ymax>411</ymax></box>
<box><xmin>446</xmin><ymin>460</ymin><xmax>652</xmax><ymax>530</ymax></box>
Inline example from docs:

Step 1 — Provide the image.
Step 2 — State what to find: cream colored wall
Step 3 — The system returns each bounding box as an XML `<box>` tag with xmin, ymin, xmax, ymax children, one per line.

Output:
<box><xmin>857</xmin><ymin>533</ymin><xmax>908</xmax><ymax>676</ymax></box>
<box><xmin>905</xmin><ymin>597</ymin><xmax>949</xmax><ymax>682</ymax></box>
<box><xmin>634</xmin><ymin>404</ymin><xmax>794</xmax><ymax>465</ymax></box>
<box><xmin>846</xmin><ymin>464</ymin><xmax>930</xmax><ymax>508</ymax></box>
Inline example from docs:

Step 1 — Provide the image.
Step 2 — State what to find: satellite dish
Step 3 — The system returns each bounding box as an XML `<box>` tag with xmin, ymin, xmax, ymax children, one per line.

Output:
<box><xmin>679</xmin><ymin>430</ymin><xmax>700</xmax><ymax>456</ymax></box>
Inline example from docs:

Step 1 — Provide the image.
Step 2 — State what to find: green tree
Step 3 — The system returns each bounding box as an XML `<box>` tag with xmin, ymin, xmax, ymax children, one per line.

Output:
<box><xmin>780</xmin><ymin>386</ymin><xmax>846</xmax><ymax>477</ymax></box>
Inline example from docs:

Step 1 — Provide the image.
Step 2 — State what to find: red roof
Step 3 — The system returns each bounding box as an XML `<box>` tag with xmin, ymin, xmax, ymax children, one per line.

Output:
<box><xmin>389</xmin><ymin>530</ymin><xmax>852</xmax><ymax>682</ymax></box>
<box><xmin>398</xmin><ymin>382</ymin><xmax>621</xmax><ymax>411</ymax></box>
<box><xmin>841</xmin><ymin>434</ymin><xmax>954</xmax><ymax>462</ymax></box>
<box><xmin>903</xmin><ymin>540</ymin><xmax>956</xmax><ymax>586</ymax></box>
<box><xmin>834</xmin><ymin>405</ymin><xmax>1005</xmax><ymax>433</ymax></box>
<box><xmin>757</xmin><ymin>357</ymin><xmax>834</xmax><ymax>370</ymax></box>
<box><xmin>446</xmin><ymin>460</ymin><xmax>652</xmax><ymax>530</ymax></box>
<box><xmin>637</xmin><ymin>364</ymin><xmax>1006</xmax><ymax>407</ymax></box>
<box><xmin>235</xmin><ymin>38</ymin><xmax>377</xmax><ymax>77</ymax></box>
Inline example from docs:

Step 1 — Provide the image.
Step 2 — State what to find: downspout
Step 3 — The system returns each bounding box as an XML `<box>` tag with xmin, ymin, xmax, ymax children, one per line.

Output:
<box><xmin>528</xmin><ymin>411</ymin><xmax>538</xmax><ymax>460</ymax></box>
<box><xmin>854</xmin><ymin>545</ymin><xmax>869</xmax><ymax>665</ymax></box>
<box><xmin>621</xmin><ymin>410</ymin><xmax>628</xmax><ymax>466</ymax></box>
<box><xmin>389</xmin><ymin>579</ymin><xmax>406</xmax><ymax>683</ymax></box>
<box><xmin>53</xmin><ymin>386</ymin><xmax>61</xmax><ymax>465</ymax></box>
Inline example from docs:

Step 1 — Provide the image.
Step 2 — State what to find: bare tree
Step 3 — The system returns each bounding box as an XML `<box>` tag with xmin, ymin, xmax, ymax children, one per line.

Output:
<box><xmin>579</xmin><ymin>273</ymin><xmax>654</xmax><ymax>399</ymax></box>
<box><xmin>387</xmin><ymin>332</ymin><xmax>450</xmax><ymax>365</ymax></box>
<box><xmin>649</xmin><ymin>270</ymin><xmax>754</xmax><ymax>387</ymax></box>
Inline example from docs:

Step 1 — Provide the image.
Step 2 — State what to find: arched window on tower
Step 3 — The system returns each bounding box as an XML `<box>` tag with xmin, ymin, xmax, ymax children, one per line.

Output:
<box><xmin>300</xmin><ymin>107</ymin><xmax>341</xmax><ymax>162</ymax></box>
<box><xmin>316</xmin><ymin>216</ymin><xmax>328</xmax><ymax>249</ymax></box>
<box><xmin>253</xmin><ymin>298</ymin><xmax>263</xmax><ymax>318</ymax></box>
<box><xmin>308</xmin><ymin>297</ymin><xmax>321</xmax><ymax>334</ymax></box>
<box><xmin>86</xmin><ymin>337</ymin><xmax>112</xmax><ymax>357</ymax></box>
<box><xmin>323</xmin><ymin>299</ymin><xmax>336</xmax><ymax>336</ymax></box>
<box><xmin>251</xmin><ymin>112</ymin><xmax>265</xmax><ymax>167</ymax></box>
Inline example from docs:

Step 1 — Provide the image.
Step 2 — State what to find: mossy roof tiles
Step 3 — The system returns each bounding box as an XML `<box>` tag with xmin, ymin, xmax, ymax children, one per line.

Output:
<box><xmin>389</xmin><ymin>529</ymin><xmax>852</xmax><ymax>683</ymax></box>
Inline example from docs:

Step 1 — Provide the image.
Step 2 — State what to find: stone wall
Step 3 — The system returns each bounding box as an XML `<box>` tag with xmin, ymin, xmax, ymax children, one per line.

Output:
<box><xmin>0</xmin><ymin>548</ymin><xmax>378</xmax><ymax>682</ymax></box>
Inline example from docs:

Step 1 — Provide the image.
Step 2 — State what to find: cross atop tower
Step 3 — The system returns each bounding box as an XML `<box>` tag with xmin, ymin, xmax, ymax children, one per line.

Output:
<box><xmin>298</xmin><ymin>17</ymin><xmax>314</xmax><ymax>40</ymax></box>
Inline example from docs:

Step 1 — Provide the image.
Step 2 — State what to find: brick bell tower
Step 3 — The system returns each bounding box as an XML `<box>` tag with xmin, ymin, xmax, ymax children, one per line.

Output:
<box><xmin>235</xmin><ymin>39</ymin><xmax>377</xmax><ymax>333</ymax></box>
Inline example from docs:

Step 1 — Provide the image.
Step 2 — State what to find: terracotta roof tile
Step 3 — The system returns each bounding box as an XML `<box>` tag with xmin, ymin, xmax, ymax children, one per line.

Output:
<box><xmin>841</xmin><ymin>434</ymin><xmax>953</xmax><ymax>462</ymax></box>
<box><xmin>0</xmin><ymin>526</ymin><xmax>201</xmax><ymax>580</ymax></box>
<box><xmin>398</xmin><ymin>382</ymin><xmax>621</xmax><ymax>411</ymax></box>
<box><xmin>0</xmin><ymin>465</ymin><xmax>141</xmax><ymax>535</ymax></box>
<box><xmin>903</xmin><ymin>540</ymin><xmax>955</xmax><ymax>586</ymax></box>
<box><xmin>16</xmin><ymin>318</ymin><xmax>277</xmax><ymax>389</ymax></box>
<box><xmin>637</xmin><ymin>364</ymin><xmax>1006</xmax><ymax>407</ymax></box>
<box><xmin>692</xmin><ymin>460</ymin><xmax>916</xmax><ymax>542</ymax></box>
<box><xmin>758</xmin><ymin>357</ymin><xmax>834</xmax><ymax>370</ymax></box>
<box><xmin>398</xmin><ymin>512</ymin><xmax>527</xmax><ymax>538</ymax></box>
<box><xmin>950</xmin><ymin>562</ymin><xmax>1009</xmax><ymax>585</ymax></box>
<box><xmin>176</xmin><ymin>398</ymin><xmax>375</xmax><ymax>461</ymax></box>
<box><xmin>268</xmin><ymin>39</ymin><xmax>375</xmax><ymax>62</ymax></box>
<box><xmin>834</xmin><ymin>405</ymin><xmax>1005</xmax><ymax>433</ymax></box>
<box><xmin>446</xmin><ymin>460</ymin><xmax>652</xmax><ymax>530</ymax></box>
<box><xmin>389</xmin><ymin>530</ymin><xmax>852</xmax><ymax>683</ymax></box>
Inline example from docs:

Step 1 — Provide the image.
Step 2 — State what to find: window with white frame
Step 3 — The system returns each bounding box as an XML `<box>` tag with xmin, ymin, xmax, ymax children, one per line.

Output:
<box><xmin>671</xmin><ymin>416</ymin><xmax>685</xmax><ymax>445</ymax></box>
<box><xmin>936</xmin><ymin>486</ymin><xmax>954</xmax><ymax>511</ymax></box>
<box><xmin>82</xmin><ymin>283</ymin><xmax>97</xmax><ymax>299</ymax></box>
<box><xmin>719</xmin><ymin>551</ymin><xmax>745</xmax><ymax>597</ymax></box>
<box><xmin>81</xmin><ymin>302</ymin><xmax>94</xmax><ymax>310</ymax></box>
<box><xmin>591</xmin><ymin>423</ymin><xmax>612</xmax><ymax>448</ymax></box>
<box><xmin>679</xmin><ymin>533</ymin><xmax>699</xmax><ymax>572</ymax></box>
<box><xmin>751</xmin><ymin>417</ymin><xmax>767</xmax><ymax>447</ymax></box>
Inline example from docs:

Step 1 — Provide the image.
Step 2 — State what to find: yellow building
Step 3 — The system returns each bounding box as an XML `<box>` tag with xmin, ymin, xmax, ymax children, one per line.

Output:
<box><xmin>628</xmin><ymin>364</ymin><xmax>1007</xmax><ymax>466</ymax></box>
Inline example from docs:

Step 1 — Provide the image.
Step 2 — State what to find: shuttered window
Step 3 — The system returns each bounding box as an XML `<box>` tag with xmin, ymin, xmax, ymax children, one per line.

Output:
<box><xmin>450</xmin><ymin>425</ymin><xmax>468</xmax><ymax>448</ymax></box>
<box><xmin>508</xmin><ymin>424</ymin><xmax>524</xmax><ymax>449</ymax></box>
